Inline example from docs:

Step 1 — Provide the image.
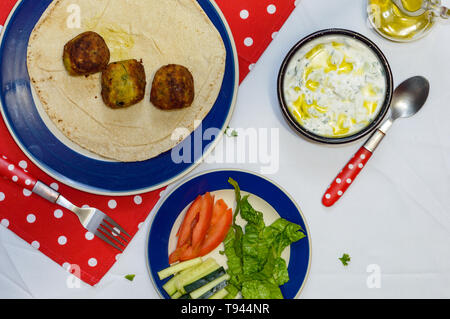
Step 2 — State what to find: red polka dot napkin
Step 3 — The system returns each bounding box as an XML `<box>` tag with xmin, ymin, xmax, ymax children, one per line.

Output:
<box><xmin>0</xmin><ymin>0</ymin><xmax>296</xmax><ymax>286</ymax></box>
<box><xmin>216</xmin><ymin>0</ymin><xmax>297</xmax><ymax>83</ymax></box>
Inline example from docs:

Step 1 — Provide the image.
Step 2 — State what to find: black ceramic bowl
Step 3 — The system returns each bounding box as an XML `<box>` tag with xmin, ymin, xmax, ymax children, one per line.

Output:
<box><xmin>277</xmin><ymin>29</ymin><xmax>393</xmax><ymax>144</ymax></box>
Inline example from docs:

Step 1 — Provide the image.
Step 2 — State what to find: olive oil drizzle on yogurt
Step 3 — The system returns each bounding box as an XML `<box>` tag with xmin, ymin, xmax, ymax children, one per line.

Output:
<box><xmin>283</xmin><ymin>35</ymin><xmax>387</xmax><ymax>138</ymax></box>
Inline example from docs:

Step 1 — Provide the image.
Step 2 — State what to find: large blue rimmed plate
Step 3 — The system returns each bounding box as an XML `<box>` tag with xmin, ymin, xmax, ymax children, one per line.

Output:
<box><xmin>0</xmin><ymin>0</ymin><xmax>238</xmax><ymax>195</ymax></box>
<box><xmin>147</xmin><ymin>169</ymin><xmax>312</xmax><ymax>299</ymax></box>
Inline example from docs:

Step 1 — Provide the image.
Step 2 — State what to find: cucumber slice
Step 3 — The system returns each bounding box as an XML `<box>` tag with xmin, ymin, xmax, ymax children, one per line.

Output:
<box><xmin>162</xmin><ymin>275</ymin><xmax>178</xmax><ymax>296</ymax></box>
<box><xmin>171</xmin><ymin>291</ymin><xmax>182</xmax><ymax>299</ymax></box>
<box><xmin>196</xmin><ymin>279</ymin><xmax>228</xmax><ymax>299</ymax></box>
<box><xmin>174</xmin><ymin>258</ymin><xmax>220</xmax><ymax>293</ymax></box>
<box><xmin>190</xmin><ymin>274</ymin><xmax>230</xmax><ymax>299</ymax></box>
<box><xmin>209</xmin><ymin>286</ymin><xmax>229</xmax><ymax>299</ymax></box>
<box><xmin>157</xmin><ymin>257</ymin><xmax>202</xmax><ymax>280</ymax></box>
<box><xmin>184</xmin><ymin>267</ymin><xmax>226</xmax><ymax>293</ymax></box>
<box><xmin>198</xmin><ymin>280</ymin><xmax>227</xmax><ymax>299</ymax></box>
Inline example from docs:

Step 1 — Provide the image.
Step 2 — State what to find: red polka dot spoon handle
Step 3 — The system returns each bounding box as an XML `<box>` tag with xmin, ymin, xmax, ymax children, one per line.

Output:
<box><xmin>322</xmin><ymin>76</ymin><xmax>430</xmax><ymax>207</ymax></box>
<box><xmin>322</xmin><ymin>146</ymin><xmax>374</xmax><ymax>207</ymax></box>
<box><xmin>0</xmin><ymin>156</ymin><xmax>37</xmax><ymax>191</ymax></box>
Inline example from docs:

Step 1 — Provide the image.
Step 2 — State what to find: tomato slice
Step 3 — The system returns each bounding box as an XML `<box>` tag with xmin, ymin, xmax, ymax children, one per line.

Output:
<box><xmin>198</xmin><ymin>200</ymin><xmax>232</xmax><ymax>257</ymax></box>
<box><xmin>210</xmin><ymin>198</ymin><xmax>228</xmax><ymax>225</ymax></box>
<box><xmin>170</xmin><ymin>242</ymin><xmax>202</xmax><ymax>263</ymax></box>
<box><xmin>178</xmin><ymin>244</ymin><xmax>200</xmax><ymax>262</ymax></box>
<box><xmin>170</xmin><ymin>193</ymin><xmax>214</xmax><ymax>263</ymax></box>
<box><xmin>169</xmin><ymin>194</ymin><xmax>231</xmax><ymax>264</ymax></box>
<box><xmin>168</xmin><ymin>243</ymin><xmax>189</xmax><ymax>264</ymax></box>
<box><xmin>191</xmin><ymin>192</ymin><xmax>214</xmax><ymax>248</ymax></box>
<box><xmin>176</xmin><ymin>195</ymin><xmax>202</xmax><ymax>248</ymax></box>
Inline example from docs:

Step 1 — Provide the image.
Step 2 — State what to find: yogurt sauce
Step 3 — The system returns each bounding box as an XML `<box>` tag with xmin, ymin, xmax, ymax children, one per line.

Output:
<box><xmin>283</xmin><ymin>35</ymin><xmax>387</xmax><ymax>138</ymax></box>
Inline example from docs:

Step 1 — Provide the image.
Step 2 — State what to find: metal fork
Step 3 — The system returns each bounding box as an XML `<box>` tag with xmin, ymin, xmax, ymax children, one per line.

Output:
<box><xmin>41</xmin><ymin>185</ymin><xmax>131</xmax><ymax>251</ymax></box>
<box><xmin>0</xmin><ymin>155</ymin><xmax>130</xmax><ymax>251</ymax></box>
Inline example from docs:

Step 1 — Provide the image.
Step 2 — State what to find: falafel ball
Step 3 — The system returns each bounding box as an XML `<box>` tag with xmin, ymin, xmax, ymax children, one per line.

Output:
<box><xmin>63</xmin><ymin>31</ymin><xmax>110</xmax><ymax>76</ymax></box>
<box><xmin>150</xmin><ymin>64</ymin><xmax>195</xmax><ymax>110</ymax></box>
<box><xmin>101</xmin><ymin>59</ymin><xmax>147</xmax><ymax>109</ymax></box>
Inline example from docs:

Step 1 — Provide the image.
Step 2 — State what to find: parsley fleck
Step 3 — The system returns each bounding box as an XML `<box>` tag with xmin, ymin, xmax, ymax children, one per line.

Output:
<box><xmin>339</xmin><ymin>253</ymin><xmax>351</xmax><ymax>266</ymax></box>
<box><xmin>225</xmin><ymin>126</ymin><xmax>238</xmax><ymax>137</ymax></box>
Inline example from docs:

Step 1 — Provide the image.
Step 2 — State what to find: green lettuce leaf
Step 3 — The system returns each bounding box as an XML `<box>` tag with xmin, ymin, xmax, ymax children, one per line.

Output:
<box><xmin>224</xmin><ymin>178</ymin><xmax>306</xmax><ymax>299</ymax></box>
<box><xmin>241</xmin><ymin>279</ymin><xmax>283</xmax><ymax>299</ymax></box>
<box><xmin>263</xmin><ymin>218</ymin><xmax>306</xmax><ymax>256</ymax></box>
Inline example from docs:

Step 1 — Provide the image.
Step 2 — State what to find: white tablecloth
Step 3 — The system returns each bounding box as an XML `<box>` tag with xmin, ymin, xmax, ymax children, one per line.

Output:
<box><xmin>1</xmin><ymin>0</ymin><xmax>449</xmax><ymax>298</ymax></box>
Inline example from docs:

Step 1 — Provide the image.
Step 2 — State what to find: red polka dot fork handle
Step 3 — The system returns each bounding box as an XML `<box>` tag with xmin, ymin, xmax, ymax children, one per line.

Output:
<box><xmin>1</xmin><ymin>155</ymin><xmax>69</xmax><ymax>205</ymax></box>
<box><xmin>0</xmin><ymin>155</ymin><xmax>130</xmax><ymax>252</ymax></box>
<box><xmin>0</xmin><ymin>155</ymin><xmax>37</xmax><ymax>190</ymax></box>
<box><xmin>322</xmin><ymin>129</ymin><xmax>386</xmax><ymax>207</ymax></box>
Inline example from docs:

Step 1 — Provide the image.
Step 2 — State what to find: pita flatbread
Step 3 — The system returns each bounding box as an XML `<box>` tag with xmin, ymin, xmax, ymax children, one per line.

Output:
<box><xmin>27</xmin><ymin>0</ymin><xmax>226</xmax><ymax>162</ymax></box>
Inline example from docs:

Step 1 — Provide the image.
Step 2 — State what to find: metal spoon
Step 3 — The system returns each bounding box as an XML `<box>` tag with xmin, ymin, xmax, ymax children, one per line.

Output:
<box><xmin>392</xmin><ymin>0</ymin><xmax>449</xmax><ymax>19</ymax></box>
<box><xmin>322</xmin><ymin>76</ymin><xmax>430</xmax><ymax>207</ymax></box>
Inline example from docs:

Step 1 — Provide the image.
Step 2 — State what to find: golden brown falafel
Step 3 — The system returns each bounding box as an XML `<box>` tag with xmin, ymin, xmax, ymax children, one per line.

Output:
<box><xmin>63</xmin><ymin>31</ymin><xmax>110</xmax><ymax>76</ymax></box>
<box><xmin>101</xmin><ymin>59</ymin><xmax>146</xmax><ymax>108</ymax></box>
<box><xmin>150</xmin><ymin>64</ymin><xmax>195</xmax><ymax>110</ymax></box>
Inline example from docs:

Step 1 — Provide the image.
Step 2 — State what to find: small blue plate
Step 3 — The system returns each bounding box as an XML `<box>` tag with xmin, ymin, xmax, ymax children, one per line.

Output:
<box><xmin>147</xmin><ymin>169</ymin><xmax>311</xmax><ymax>299</ymax></box>
<box><xmin>0</xmin><ymin>0</ymin><xmax>238</xmax><ymax>195</ymax></box>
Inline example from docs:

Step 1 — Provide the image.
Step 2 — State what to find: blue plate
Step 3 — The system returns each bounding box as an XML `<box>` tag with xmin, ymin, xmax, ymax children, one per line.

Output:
<box><xmin>147</xmin><ymin>169</ymin><xmax>311</xmax><ymax>299</ymax></box>
<box><xmin>0</xmin><ymin>0</ymin><xmax>238</xmax><ymax>195</ymax></box>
